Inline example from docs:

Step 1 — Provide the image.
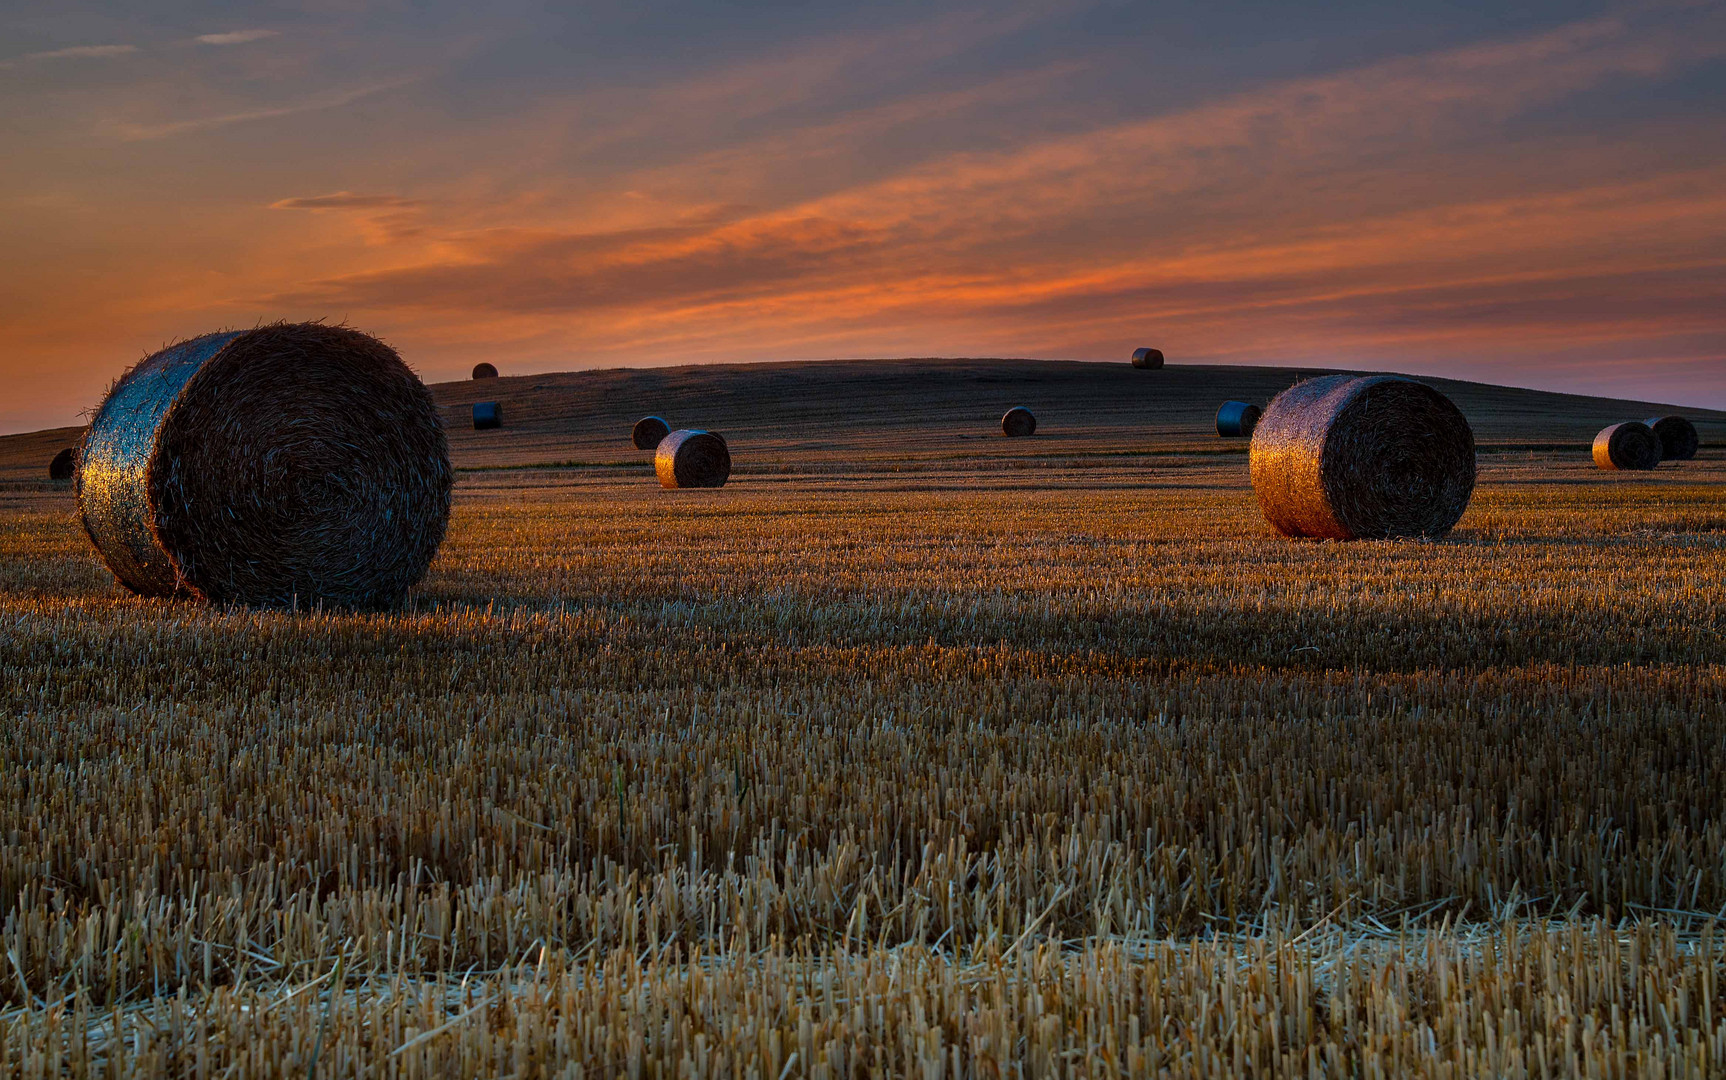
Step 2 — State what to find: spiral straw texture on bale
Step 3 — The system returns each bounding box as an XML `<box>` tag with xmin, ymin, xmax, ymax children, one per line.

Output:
<box><xmin>77</xmin><ymin>323</ymin><xmax>451</xmax><ymax>609</ymax></box>
<box><xmin>1131</xmin><ymin>348</ymin><xmax>1164</xmax><ymax>369</ymax></box>
<box><xmin>1593</xmin><ymin>422</ymin><xmax>1661</xmax><ymax>471</ymax></box>
<box><xmin>632</xmin><ymin>415</ymin><xmax>671</xmax><ymax>450</ymax></box>
<box><xmin>656</xmin><ymin>429</ymin><xmax>730</xmax><ymax>488</ymax></box>
<box><xmin>1643</xmin><ymin>415</ymin><xmax>1698</xmax><ymax>461</ymax></box>
<box><xmin>1216</xmin><ymin>400</ymin><xmax>1261</xmax><ymax>438</ymax></box>
<box><xmin>48</xmin><ymin>447</ymin><xmax>76</xmax><ymax>481</ymax></box>
<box><xmin>471</xmin><ymin>362</ymin><xmax>498</xmax><ymax>379</ymax></box>
<box><xmin>1002</xmin><ymin>406</ymin><xmax>1037</xmax><ymax>437</ymax></box>
<box><xmin>1250</xmin><ymin>374</ymin><xmax>1475</xmax><ymax>540</ymax></box>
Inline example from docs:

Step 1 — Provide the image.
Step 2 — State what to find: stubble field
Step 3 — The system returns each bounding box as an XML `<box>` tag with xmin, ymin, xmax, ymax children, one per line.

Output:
<box><xmin>1</xmin><ymin>359</ymin><xmax>1724</xmax><ymax>1078</ymax></box>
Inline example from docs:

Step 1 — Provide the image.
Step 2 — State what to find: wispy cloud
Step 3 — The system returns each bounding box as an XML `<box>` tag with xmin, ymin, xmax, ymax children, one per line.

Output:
<box><xmin>0</xmin><ymin>44</ymin><xmax>136</xmax><ymax>69</ymax></box>
<box><xmin>107</xmin><ymin>78</ymin><xmax>416</xmax><ymax>140</ymax></box>
<box><xmin>195</xmin><ymin>30</ymin><xmax>278</xmax><ymax>46</ymax></box>
<box><xmin>270</xmin><ymin>192</ymin><xmax>420</xmax><ymax>211</ymax></box>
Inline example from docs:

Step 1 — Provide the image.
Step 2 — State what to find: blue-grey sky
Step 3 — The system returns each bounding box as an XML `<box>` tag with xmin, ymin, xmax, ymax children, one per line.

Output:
<box><xmin>2</xmin><ymin>0</ymin><xmax>1723</xmax><ymax>431</ymax></box>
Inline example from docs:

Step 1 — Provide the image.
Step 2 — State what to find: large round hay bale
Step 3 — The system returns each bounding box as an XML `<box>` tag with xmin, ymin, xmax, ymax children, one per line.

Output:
<box><xmin>1216</xmin><ymin>400</ymin><xmax>1261</xmax><ymax>438</ymax></box>
<box><xmin>473</xmin><ymin>401</ymin><xmax>502</xmax><ymax>430</ymax></box>
<box><xmin>48</xmin><ymin>447</ymin><xmax>76</xmax><ymax>481</ymax></box>
<box><xmin>1643</xmin><ymin>415</ymin><xmax>1698</xmax><ymax>461</ymax></box>
<box><xmin>472</xmin><ymin>362</ymin><xmax>498</xmax><ymax>379</ymax></box>
<box><xmin>656</xmin><ymin>429</ymin><xmax>730</xmax><ymax>488</ymax></box>
<box><xmin>1131</xmin><ymin>347</ymin><xmax>1164</xmax><ymax>369</ymax></box>
<box><xmin>77</xmin><ymin>323</ymin><xmax>451</xmax><ymax>608</ymax></box>
<box><xmin>1002</xmin><ymin>406</ymin><xmax>1036</xmax><ymax>437</ymax></box>
<box><xmin>1250</xmin><ymin>374</ymin><xmax>1475</xmax><ymax>540</ymax></box>
<box><xmin>632</xmin><ymin>415</ymin><xmax>670</xmax><ymax>450</ymax></box>
<box><xmin>1593</xmin><ymin>422</ymin><xmax>1660</xmax><ymax>471</ymax></box>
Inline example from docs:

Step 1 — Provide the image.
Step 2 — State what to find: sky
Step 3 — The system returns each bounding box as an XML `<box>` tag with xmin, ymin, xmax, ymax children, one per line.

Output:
<box><xmin>1</xmin><ymin>1</ymin><xmax>1723</xmax><ymax>433</ymax></box>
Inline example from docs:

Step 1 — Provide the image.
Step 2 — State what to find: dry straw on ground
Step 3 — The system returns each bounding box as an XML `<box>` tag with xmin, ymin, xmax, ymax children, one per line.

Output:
<box><xmin>1645</xmin><ymin>415</ymin><xmax>1699</xmax><ymax>461</ymax></box>
<box><xmin>1215</xmin><ymin>400</ymin><xmax>1261</xmax><ymax>438</ymax></box>
<box><xmin>47</xmin><ymin>447</ymin><xmax>75</xmax><ymax>481</ymax></box>
<box><xmin>655</xmin><ymin>428</ymin><xmax>730</xmax><ymax>488</ymax></box>
<box><xmin>1001</xmin><ymin>406</ymin><xmax>1037</xmax><ymax>437</ymax></box>
<box><xmin>1131</xmin><ymin>347</ymin><xmax>1164</xmax><ymax>369</ymax></box>
<box><xmin>76</xmin><ymin>322</ymin><xmax>451</xmax><ymax>609</ymax></box>
<box><xmin>472</xmin><ymin>402</ymin><xmax>502</xmax><ymax>430</ymax></box>
<box><xmin>471</xmin><ymin>362</ymin><xmax>498</xmax><ymax>379</ymax></box>
<box><xmin>632</xmin><ymin>415</ymin><xmax>671</xmax><ymax>450</ymax></box>
<box><xmin>1593</xmin><ymin>422</ymin><xmax>1662</xmax><ymax>471</ymax></box>
<box><xmin>1250</xmin><ymin>374</ymin><xmax>1475</xmax><ymax>540</ymax></box>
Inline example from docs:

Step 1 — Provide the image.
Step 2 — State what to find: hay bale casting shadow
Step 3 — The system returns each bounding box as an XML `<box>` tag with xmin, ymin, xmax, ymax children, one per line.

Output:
<box><xmin>1643</xmin><ymin>415</ymin><xmax>1698</xmax><ymax>461</ymax></box>
<box><xmin>1250</xmin><ymin>374</ymin><xmax>1475</xmax><ymax>540</ymax></box>
<box><xmin>77</xmin><ymin>323</ymin><xmax>451</xmax><ymax>608</ymax></box>
<box><xmin>1002</xmin><ymin>406</ymin><xmax>1037</xmax><ymax>437</ymax></box>
<box><xmin>473</xmin><ymin>402</ymin><xmax>502</xmax><ymax>430</ymax></box>
<box><xmin>1131</xmin><ymin>348</ymin><xmax>1164</xmax><ymax>369</ymax></box>
<box><xmin>1593</xmin><ymin>422</ymin><xmax>1661</xmax><ymax>471</ymax></box>
<box><xmin>1216</xmin><ymin>401</ymin><xmax>1261</xmax><ymax>439</ymax></box>
<box><xmin>472</xmin><ymin>362</ymin><xmax>498</xmax><ymax>379</ymax></box>
<box><xmin>656</xmin><ymin>429</ymin><xmax>730</xmax><ymax>489</ymax></box>
<box><xmin>632</xmin><ymin>415</ymin><xmax>671</xmax><ymax>450</ymax></box>
<box><xmin>49</xmin><ymin>447</ymin><xmax>76</xmax><ymax>481</ymax></box>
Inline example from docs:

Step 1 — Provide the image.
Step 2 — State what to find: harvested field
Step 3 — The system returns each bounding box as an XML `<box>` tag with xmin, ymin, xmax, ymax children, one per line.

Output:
<box><xmin>1</xmin><ymin>359</ymin><xmax>1724</xmax><ymax>1077</ymax></box>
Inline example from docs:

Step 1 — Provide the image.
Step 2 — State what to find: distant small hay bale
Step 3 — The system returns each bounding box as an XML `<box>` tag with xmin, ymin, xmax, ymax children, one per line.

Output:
<box><xmin>1593</xmin><ymin>422</ymin><xmax>1661</xmax><ymax>471</ymax></box>
<box><xmin>472</xmin><ymin>362</ymin><xmax>498</xmax><ymax>379</ymax></box>
<box><xmin>48</xmin><ymin>447</ymin><xmax>76</xmax><ymax>481</ymax></box>
<box><xmin>77</xmin><ymin>322</ymin><xmax>451</xmax><ymax>608</ymax></box>
<box><xmin>473</xmin><ymin>402</ymin><xmax>502</xmax><ymax>430</ymax></box>
<box><xmin>656</xmin><ymin>429</ymin><xmax>730</xmax><ymax>489</ymax></box>
<box><xmin>1250</xmin><ymin>374</ymin><xmax>1475</xmax><ymax>540</ymax></box>
<box><xmin>1643</xmin><ymin>415</ymin><xmax>1698</xmax><ymax>461</ymax></box>
<box><xmin>1131</xmin><ymin>348</ymin><xmax>1164</xmax><ymax>370</ymax></box>
<box><xmin>1002</xmin><ymin>406</ymin><xmax>1037</xmax><ymax>437</ymax></box>
<box><xmin>1216</xmin><ymin>401</ymin><xmax>1261</xmax><ymax>438</ymax></box>
<box><xmin>632</xmin><ymin>415</ymin><xmax>671</xmax><ymax>450</ymax></box>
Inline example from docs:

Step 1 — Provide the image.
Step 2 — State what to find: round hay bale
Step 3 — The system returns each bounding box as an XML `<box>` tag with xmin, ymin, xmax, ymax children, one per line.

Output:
<box><xmin>1643</xmin><ymin>415</ymin><xmax>1698</xmax><ymax>461</ymax></box>
<box><xmin>632</xmin><ymin>415</ymin><xmax>670</xmax><ymax>450</ymax></box>
<box><xmin>77</xmin><ymin>323</ymin><xmax>451</xmax><ymax>608</ymax></box>
<box><xmin>48</xmin><ymin>447</ymin><xmax>76</xmax><ymax>481</ymax></box>
<box><xmin>656</xmin><ymin>429</ymin><xmax>730</xmax><ymax>489</ymax></box>
<box><xmin>1250</xmin><ymin>374</ymin><xmax>1475</xmax><ymax>540</ymax></box>
<box><xmin>1002</xmin><ymin>406</ymin><xmax>1036</xmax><ymax>437</ymax></box>
<box><xmin>1131</xmin><ymin>347</ymin><xmax>1164</xmax><ymax>369</ymax></box>
<box><xmin>472</xmin><ymin>362</ymin><xmax>498</xmax><ymax>379</ymax></box>
<box><xmin>1216</xmin><ymin>400</ymin><xmax>1261</xmax><ymax>438</ymax></box>
<box><xmin>473</xmin><ymin>402</ymin><xmax>502</xmax><ymax>430</ymax></box>
<box><xmin>1592</xmin><ymin>422</ymin><xmax>1660</xmax><ymax>471</ymax></box>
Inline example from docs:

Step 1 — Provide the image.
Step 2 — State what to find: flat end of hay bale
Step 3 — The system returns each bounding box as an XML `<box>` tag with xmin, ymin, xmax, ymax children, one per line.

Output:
<box><xmin>1131</xmin><ymin>347</ymin><xmax>1164</xmax><ymax>370</ymax></box>
<box><xmin>473</xmin><ymin>402</ymin><xmax>502</xmax><ymax>430</ymax></box>
<box><xmin>1593</xmin><ymin>422</ymin><xmax>1661</xmax><ymax>470</ymax></box>
<box><xmin>655</xmin><ymin>429</ymin><xmax>731</xmax><ymax>488</ymax></box>
<box><xmin>632</xmin><ymin>415</ymin><xmax>671</xmax><ymax>450</ymax></box>
<box><xmin>1216</xmin><ymin>401</ymin><xmax>1261</xmax><ymax>438</ymax></box>
<box><xmin>1001</xmin><ymin>406</ymin><xmax>1037</xmax><ymax>437</ymax></box>
<box><xmin>472</xmin><ymin>362</ymin><xmax>498</xmax><ymax>379</ymax></box>
<box><xmin>1250</xmin><ymin>374</ymin><xmax>1475</xmax><ymax>540</ymax></box>
<box><xmin>48</xmin><ymin>447</ymin><xmax>76</xmax><ymax>481</ymax></box>
<box><xmin>1642</xmin><ymin>415</ymin><xmax>1698</xmax><ymax>461</ymax></box>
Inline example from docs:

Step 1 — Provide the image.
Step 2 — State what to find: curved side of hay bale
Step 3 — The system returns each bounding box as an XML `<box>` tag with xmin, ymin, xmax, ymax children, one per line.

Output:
<box><xmin>1216</xmin><ymin>400</ymin><xmax>1261</xmax><ymax>438</ymax></box>
<box><xmin>1002</xmin><ymin>406</ymin><xmax>1036</xmax><ymax>437</ymax></box>
<box><xmin>1250</xmin><ymin>374</ymin><xmax>1476</xmax><ymax>540</ymax></box>
<box><xmin>1131</xmin><ymin>347</ymin><xmax>1164</xmax><ymax>369</ymax></box>
<box><xmin>473</xmin><ymin>402</ymin><xmax>502</xmax><ymax>430</ymax></box>
<box><xmin>1593</xmin><ymin>422</ymin><xmax>1661</xmax><ymax>471</ymax></box>
<box><xmin>48</xmin><ymin>447</ymin><xmax>77</xmax><ymax>481</ymax></box>
<box><xmin>656</xmin><ymin>429</ymin><xmax>730</xmax><ymax>489</ymax></box>
<box><xmin>632</xmin><ymin>415</ymin><xmax>671</xmax><ymax>450</ymax></box>
<box><xmin>472</xmin><ymin>362</ymin><xmax>498</xmax><ymax>379</ymax></box>
<box><xmin>77</xmin><ymin>323</ymin><xmax>451</xmax><ymax>608</ymax></box>
<box><xmin>1643</xmin><ymin>415</ymin><xmax>1698</xmax><ymax>461</ymax></box>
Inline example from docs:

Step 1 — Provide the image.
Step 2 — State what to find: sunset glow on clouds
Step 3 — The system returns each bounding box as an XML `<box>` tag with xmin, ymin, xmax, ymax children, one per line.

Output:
<box><xmin>1</xmin><ymin>0</ymin><xmax>1723</xmax><ymax>431</ymax></box>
